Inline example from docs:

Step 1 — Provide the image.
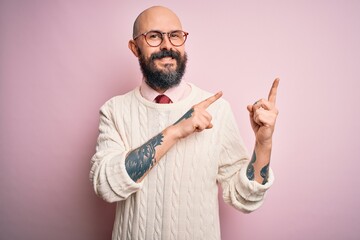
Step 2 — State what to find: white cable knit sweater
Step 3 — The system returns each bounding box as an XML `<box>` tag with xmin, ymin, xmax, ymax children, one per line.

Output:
<box><xmin>90</xmin><ymin>84</ymin><xmax>274</xmax><ymax>240</ymax></box>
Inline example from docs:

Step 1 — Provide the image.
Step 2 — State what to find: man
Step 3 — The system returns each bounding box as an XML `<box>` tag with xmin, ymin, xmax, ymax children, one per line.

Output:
<box><xmin>90</xmin><ymin>6</ymin><xmax>279</xmax><ymax>240</ymax></box>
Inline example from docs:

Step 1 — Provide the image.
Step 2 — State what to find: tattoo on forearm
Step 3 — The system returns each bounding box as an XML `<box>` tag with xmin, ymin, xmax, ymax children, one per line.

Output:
<box><xmin>173</xmin><ymin>108</ymin><xmax>194</xmax><ymax>125</ymax></box>
<box><xmin>125</xmin><ymin>133</ymin><xmax>164</xmax><ymax>182</ymax></box>
<box><xmin>260</xmin><ymin>163</ymin><xmax>269</xmax><ymax>185</ymax></box>
<box><xmin>246</xmin><ymin>151</ymin><xmax>270</xmax><ymax>185</ymax></box>
<box><xmin>246</xmin><ymin>152</ymin><xmax>256</xmax><ymax>180</ymax></box>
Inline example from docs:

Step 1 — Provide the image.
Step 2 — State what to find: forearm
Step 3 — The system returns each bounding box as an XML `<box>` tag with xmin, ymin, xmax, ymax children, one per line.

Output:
<box><xmin>246</xmin><ymin>141</ymin><xmax>272</xmax><ymax>185</ymax></box>
<box><xmin>125</xmin><ymin>124</ymin><xmax>180</xmax><ymax>183</ymax></box>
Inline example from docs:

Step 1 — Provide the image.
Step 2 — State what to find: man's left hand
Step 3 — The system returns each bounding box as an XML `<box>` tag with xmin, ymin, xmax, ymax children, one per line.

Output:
<box><xmin>247</xmin><ymin>78</ymin><xmax>279</xmax><ymax>145</ymax></box>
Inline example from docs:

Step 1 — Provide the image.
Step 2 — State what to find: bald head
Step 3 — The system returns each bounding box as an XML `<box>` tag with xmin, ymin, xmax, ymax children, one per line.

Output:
<box><xmin>132</xmin><ymin>6</ymin><xmax>183</xmax><ymax>38</ymax></box>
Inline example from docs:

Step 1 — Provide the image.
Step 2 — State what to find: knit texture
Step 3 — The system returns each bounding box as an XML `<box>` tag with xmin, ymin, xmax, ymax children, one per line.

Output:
<box><xmin>90</xmin><ymin>84</ymin><xmax>274</xmax><ymax>240</ymax></box>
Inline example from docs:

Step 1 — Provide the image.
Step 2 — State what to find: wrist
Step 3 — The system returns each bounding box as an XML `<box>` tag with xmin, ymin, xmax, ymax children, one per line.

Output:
<box><xmin>164</xmin><ymin>125</ymin><xmax>183</xmax><ymax>141</ymax></box>
<box><xmin>255</xmin><ymin>139</ymin><xmax>272</xmax><ymax>149</ymax></box>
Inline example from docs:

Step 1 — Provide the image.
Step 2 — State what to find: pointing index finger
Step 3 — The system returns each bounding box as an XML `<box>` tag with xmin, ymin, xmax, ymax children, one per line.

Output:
<box><xmin>197</xmin><ymin>91</ymin><xmax>223</xmax><ymax>109</ymax></box>
<box><xmin>268</xmin><ymin>78</ymin><xmax>280</xmax><ymax>104</ymax></box>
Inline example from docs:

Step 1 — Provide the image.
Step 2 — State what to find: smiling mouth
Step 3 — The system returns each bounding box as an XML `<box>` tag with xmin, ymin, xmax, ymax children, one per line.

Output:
<box><xmin>156</xmin><ymin>57</ymin><xmax>175</xmax><ymax>63</ymax></box>
<box><xmin>154</xmin><ymin>58</ymin><xmax>176</xmax><ymax>70</ymax></box>
<box><xmin>159</xmin><ymin>56</ymin><xmax>173</xmax><ymax>60</ymax></box>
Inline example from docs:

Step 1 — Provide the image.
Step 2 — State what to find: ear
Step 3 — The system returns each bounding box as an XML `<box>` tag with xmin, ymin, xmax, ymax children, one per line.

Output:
<box><xmin>128</xmin><ymin>40</ymin><xmax>140</xmax><ymax>58</ymax></box>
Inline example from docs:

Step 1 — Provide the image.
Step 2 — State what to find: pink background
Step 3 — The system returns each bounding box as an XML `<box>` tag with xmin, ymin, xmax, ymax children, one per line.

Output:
<box><xmin>1</xmin><ymin>0</ymin><xmax>360</xmax><ymax>239</ymax></box>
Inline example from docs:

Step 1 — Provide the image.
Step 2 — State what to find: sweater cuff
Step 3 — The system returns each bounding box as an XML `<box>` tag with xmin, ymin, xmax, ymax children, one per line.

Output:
<box><xmin>97</xmin><ymin>152</ymin><xmax>143</xmax><ymax>202</ymax></box>
<box><xmin>113</xmin><ymin>152</ymin><xmax>143</xmax><ymax>196</ymax></box>
<box><xmin>237</xmin><ymin>161</ymin><xmax>274</xmax><ymax>202</ymax></box>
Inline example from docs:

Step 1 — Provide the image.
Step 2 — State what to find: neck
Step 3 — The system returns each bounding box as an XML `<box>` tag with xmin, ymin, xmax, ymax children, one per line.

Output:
<box><xmin>154</xmin><ymin>88</ymin><xmax>167</xmax><ymax>94</ymax></box>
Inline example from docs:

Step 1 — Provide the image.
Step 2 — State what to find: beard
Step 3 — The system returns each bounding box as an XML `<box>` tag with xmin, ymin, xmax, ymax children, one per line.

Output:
<box><xmin>138</xmin><ymin>48</ymin><xmax>187</xmax><ymax>91</ymax></box>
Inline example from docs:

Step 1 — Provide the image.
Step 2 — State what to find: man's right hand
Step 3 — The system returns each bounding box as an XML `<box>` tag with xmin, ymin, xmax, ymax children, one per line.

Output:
<box><xmin>172</xmin><ymin>91</ymin><xmax>223</xmax><ymax>139</ymax></box>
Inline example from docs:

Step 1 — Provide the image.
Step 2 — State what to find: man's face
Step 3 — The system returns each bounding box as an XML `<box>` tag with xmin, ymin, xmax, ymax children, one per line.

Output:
<box><xmin>130</xmin><ymin>7</ymin><xmax>187</xmax><ymax>91</ymax></box>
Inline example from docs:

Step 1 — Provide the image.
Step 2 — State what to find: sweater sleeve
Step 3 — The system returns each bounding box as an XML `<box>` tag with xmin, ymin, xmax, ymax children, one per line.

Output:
<box><xmin>90</xmin><ymin>99</ymin><xmax>143</xmax><ymax>203</ymax></box>
<box><xmin>216</xmin><ymin>102</ymin><xmax>274</xmax><ymax>213</ymax></box>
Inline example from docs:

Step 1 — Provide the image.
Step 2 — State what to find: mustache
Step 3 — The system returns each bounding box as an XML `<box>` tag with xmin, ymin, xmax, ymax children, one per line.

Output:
<box><xmin>150</xmin><ymin>50</ymin><xmax>180</xmax><ymax>60</ymax></box>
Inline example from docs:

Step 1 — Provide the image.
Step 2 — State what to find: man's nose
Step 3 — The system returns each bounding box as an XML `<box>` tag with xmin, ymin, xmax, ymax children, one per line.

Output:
<box><xmin>159</xmin><ymin>34</ymin><xmax>172</xmax><ymax>50</ymax></box>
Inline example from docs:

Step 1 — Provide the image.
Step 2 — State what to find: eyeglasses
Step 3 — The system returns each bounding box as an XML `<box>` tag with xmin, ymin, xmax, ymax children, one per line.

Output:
<box><xmin>133</xmin><ymin>30</ymin><xmax>189</xmax><ymax>47</ymax></box>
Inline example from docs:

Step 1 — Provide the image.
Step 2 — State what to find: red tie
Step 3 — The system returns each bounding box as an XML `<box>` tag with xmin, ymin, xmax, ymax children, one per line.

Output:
<box><xmin>154</xmin><ymin>94</ymin><xmax>172</xmax><ymax>104</ymax></box>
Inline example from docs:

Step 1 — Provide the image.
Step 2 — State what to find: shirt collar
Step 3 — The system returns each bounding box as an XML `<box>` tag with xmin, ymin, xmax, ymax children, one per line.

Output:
<box><xmin>140</xmin><ymin>79</ymin><xmax>191</xmax><ymax>103</ymax></box>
